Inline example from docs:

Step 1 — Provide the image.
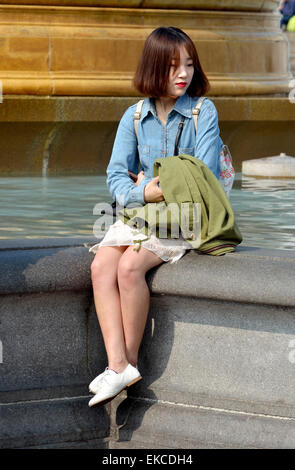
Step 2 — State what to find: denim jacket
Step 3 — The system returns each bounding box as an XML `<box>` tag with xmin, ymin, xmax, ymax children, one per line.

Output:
<box><xmin>106</xmin><ymin>93</ymin><xmax>223</xmax><ymax>206</ymax></box>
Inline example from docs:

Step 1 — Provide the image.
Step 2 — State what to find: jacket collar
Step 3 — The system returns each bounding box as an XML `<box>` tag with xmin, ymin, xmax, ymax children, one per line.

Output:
<box><xmin>141</xmin><ymin>93</ymin><xmax>199</xmax><ymax>121</ymax></box>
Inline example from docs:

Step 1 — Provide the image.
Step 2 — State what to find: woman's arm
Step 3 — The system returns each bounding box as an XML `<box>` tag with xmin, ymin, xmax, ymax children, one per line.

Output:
<box><xmin>106</xmin><ymin>106</ymin><xmax>147</xmax><ymax>206</ymax></box>
<box><xmin>194</xmin><ymin>100</ymin><xmax>221</xmax><ymax>178</ymax></box>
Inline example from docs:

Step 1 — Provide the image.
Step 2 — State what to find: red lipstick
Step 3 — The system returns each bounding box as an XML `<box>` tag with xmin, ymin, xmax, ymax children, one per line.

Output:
<box><xmin>176</xmin><ymin>82</ymin><xmax>187</xmax><ymax>88</ymax></box>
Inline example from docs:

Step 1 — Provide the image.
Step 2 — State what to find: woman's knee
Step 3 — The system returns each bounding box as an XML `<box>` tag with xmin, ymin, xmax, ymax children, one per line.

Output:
<box><xmin>91</xmin><ymin>257</ymin><xmax>106</xmax><ymax>284</ymax></box>
<box><xmin>91</xmin><ymin>250</ymin><xmax>119</xmax><ymax>286</ymax></box>
<box><xmin>117</xmin><ymin>256</ymin><xmax>144</xmax><ymax>288</ymax></box>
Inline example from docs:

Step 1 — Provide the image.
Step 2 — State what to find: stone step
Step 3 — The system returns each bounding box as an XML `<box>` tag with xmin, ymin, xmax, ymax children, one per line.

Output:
<box><xmin>1</xmin><ymin>239</ymin><xmax>295</xmax><ymax>448</ymax></box>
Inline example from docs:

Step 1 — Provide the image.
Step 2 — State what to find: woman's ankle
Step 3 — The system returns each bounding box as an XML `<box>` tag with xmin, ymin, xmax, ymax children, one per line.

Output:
<box><xmin>108</xmin><ymin>358</ymin><xmax>129</xmax><ymax>374</ymax></box>
<box><xmin>126</xmin><ymin>355</ymin><xmax>138</xmax><ymax>368</ymax></box>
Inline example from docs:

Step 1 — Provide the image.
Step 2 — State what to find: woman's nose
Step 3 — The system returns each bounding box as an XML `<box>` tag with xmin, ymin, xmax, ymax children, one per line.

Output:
<box><xmin>178</xmin><ymin>66</ymin><xmax>188</xmax><ymax>78</ymax></box>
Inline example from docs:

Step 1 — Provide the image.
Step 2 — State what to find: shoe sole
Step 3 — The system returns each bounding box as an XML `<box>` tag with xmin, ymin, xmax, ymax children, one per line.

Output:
<box><xmin>88</xmin><ymin>375</ymin><xmax>142</xmax><ymax>407</ymax></box>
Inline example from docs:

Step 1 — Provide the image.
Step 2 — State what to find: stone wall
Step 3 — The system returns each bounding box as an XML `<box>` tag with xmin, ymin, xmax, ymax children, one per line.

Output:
<box><xmin>0</xmin><ymin>1</ymin><xmax>293</xmax><ymax>175</ymax></box>
<box><xmin>287</xmin><ymin>32</ymin><xmax>295</xmax><ymax>76</ymax></box>
<box><xmin>0</xmin><ymin>1</ymin><xmax>290</xmax><ymax>96</ymax></box>
<box><xmin>1</xmin><ymin>95</ymin><xmax>295</xmax><ymax>176</ymax></box>
<box><xmin>0</xmin><ymin>1</ymin><xmax>280</xmax><ymax>9</ymax></box>
<box><xmin>1</xmin><ymin>237</ymin><xmax>295</xmax><ymax>448</ymax></box>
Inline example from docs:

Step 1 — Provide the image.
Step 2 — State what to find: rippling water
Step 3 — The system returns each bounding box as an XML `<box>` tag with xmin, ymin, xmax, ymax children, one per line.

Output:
<box><xmin>0</xmin><ymin>176</ymin><xmax>111</xmax><ymax>240</ymax></box>
<box><xmin>230</xmin><ymin>174</ymin><xmax>295</xmax><ymax>250</ymax></box>
<box><xmin>1</xmin><ymin>174</ymin><xmax>295</xmax><ymax>250</ymax></box>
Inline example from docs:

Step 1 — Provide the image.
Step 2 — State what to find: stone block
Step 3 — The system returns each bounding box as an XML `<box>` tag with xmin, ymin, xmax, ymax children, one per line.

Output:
<box><xmin>1</xmin><ymin>239</ymin><xmax>295</xmax><ymax>448</ymax></box>
<box><xmin>137</xmin><ymin>294</ymin><xmax>295</xmax><ymax>418</ymax></box>
<box><xmin>0</xmin><ymin>291</ymin><xmax>99</xmax><ymax>394</ymax></box>
<box><xmin>8</xmin><ymin>37</ymin><xmax>49</xmax><ymax>54</ymax></box>
<box><xmin>0</xmin><ymin>1</ymin><xmax>280</xmax><ymax>11</ymax></box>
<box><xmin>0</xmin><ymin>96</ymin><xmax>295</xmax><ymax>175</ymax></box>
<box><xmin>0</xmin><ymin>37</ymin><xmax>49</xmax><ymax>71</ymax></box>
<box><xmin>0</xmin><ymin>396</ymin><xmax>109</xmax><ymax>448</ymax></box>
<box><xmin>0</xmin><ymin>3</ymin><xmax>290</xmax><ymax>95</ymax></box>
<box><xmin>286</xmin><ymin>32</ymin><xmax>295</xmax><ymax>76</ymax></box>
<box><xmin>114</xmin><ymin>398</ymin><xmax>295</xmax><ymax>449</ymax></box>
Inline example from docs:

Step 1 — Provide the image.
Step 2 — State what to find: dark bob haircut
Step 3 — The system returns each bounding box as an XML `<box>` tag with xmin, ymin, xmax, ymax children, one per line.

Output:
<box><xmin>133</xmin><ymin>26</ymin><xmax>210</xmax><ymax>98</ymax></box>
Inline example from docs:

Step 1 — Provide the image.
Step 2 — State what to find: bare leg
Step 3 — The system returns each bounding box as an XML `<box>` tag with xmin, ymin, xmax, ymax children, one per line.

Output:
<box><xmin>117</xmin><ymin>246</ymin><xmax>164</xmax><ymax>368</ymax></box>
<box><xmin>91</xmin><ymin>245</ymin><xmax>129</xmax><ymax>372</ymax></box>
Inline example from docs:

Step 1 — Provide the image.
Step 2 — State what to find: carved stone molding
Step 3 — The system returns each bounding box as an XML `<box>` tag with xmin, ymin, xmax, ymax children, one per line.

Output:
<box><xmin>0</xmin><ymin>3</ymin><xmax>291</xmax><ymax>96</ymax></box>
<box><xmin>0</xmin><ymin>1</ymin><xmax>279</xmax><ymax>12</ymax></box>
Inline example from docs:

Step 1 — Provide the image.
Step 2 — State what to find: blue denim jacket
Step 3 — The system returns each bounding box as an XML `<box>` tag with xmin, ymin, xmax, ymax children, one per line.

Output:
<box><xmin>106</xmin><ymin>93</ymin><xmax>223</xmax><ymax>206</ymax></box>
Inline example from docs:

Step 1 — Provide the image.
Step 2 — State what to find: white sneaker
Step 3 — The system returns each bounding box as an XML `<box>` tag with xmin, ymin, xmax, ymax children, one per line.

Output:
<box><xmin>89</xmin><ymin>367</ymin><xmax>110</xmax><ymax>394</ymax></box>
<box><xmin>88</xmin><ymin>363</ymin><xmax>142</xmax><ymax>407</ymax></box>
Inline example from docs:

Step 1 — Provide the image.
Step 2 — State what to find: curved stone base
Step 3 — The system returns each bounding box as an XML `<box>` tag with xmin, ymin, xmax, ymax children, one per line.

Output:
<box><xmin>0</xmin><ymin>96</ymin><xmax>294</xmax><ymax>176</ymax></box>
<box><xmin>1</xmin><ymin>238</ymin><xmax>295</xmax><ymax>448</ymax></box>
<box><xmin>0</xmin><ymin>4</ymin><xmax>291</xmax><ymax>96</ymax></box>
<box><xmin>0</xmin><ymin>1</ymin><xmax>280</xmax><ymax>11</ymax></box>
<box><xmin>286</xmin><ymin>32</ymin><xmax>295</xmax><ymax>76</ymax></box>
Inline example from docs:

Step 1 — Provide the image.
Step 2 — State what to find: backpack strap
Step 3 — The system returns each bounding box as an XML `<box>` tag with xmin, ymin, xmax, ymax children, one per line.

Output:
<box><xmin>192</xmin><ymin>97</ymin><xmax>206</xmax><ymax>134</ymax></box>
<box><xmin>134</xmin><ymin>97</ymin><xmax>206</xmax><ymax>136</ymax></box>
<box><xmin>134</xmin><ymin>99</ymin><xmax>144</xmax><ymax>138</ymax></box>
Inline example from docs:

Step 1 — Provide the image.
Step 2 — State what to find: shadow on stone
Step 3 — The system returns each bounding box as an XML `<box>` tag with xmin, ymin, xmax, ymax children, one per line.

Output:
<box><xmin>102</xmin><ymin>264</ymin><xmax>175</xmax><ymax>446</ymax></box>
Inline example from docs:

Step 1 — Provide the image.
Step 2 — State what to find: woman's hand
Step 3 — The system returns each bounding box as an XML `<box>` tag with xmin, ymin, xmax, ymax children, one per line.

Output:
<box><xmin>134</xmin><ymin>170</ymin><xmax>145</xmax><ymax>187</ymax></box>
<box><xmin>144</xmin><ymin>176</ymin><xmax>164</xmax><ymax>203</ymax></box>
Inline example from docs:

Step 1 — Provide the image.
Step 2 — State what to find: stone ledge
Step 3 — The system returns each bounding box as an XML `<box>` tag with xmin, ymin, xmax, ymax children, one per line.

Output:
<box><xmin>0</xmin><ymin>95</ymin><xmax>294</xmax><ymax>175</ymax></box>
<box><xmin>0</xmin><ymin>395</ymin><xmax>109</xmax><ymax>449</ymax></box>
<box><xmin>114</xmin><ymin>397</ymin><xmax>295</xmax><ymax>449</ymax></box>
<box><xmin>0</xmin><ymin>4</ymin><xmax>287</xmax><ymax>97</ymax></box>
<box><xmin>1</xmin><ymin>96</ymin><xmax>294</xmax><ymax>122</ymax></box>
<box><xmin>1</xmin><ymin>237</ymin><xmax>295</xmax><ymax>448</ymax></box>
<box><xmin>0</xmin><ymin>1</ymin><xmax>279</xmax><ymax>12</ymax></box>
<box><xmin>4</xmin><ymin>394</ymin><xmax>295</xmax><ymax>449</ymax></box>
<box><xmin>0</xmin><ymin>236</ymin><xmax>93</xmax><ymax>251</ymax></box>
<box><xmin>1</xmin><ymin>238</ymin><xmax>294</xmax><ymax>307</ymax></box>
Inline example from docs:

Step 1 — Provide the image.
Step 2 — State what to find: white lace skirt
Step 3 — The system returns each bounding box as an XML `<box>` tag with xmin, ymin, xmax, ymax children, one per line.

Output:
<box><xmin>89</xmin><ymin>219</ymin><xmax>192</xmax><ymax>263</ymax></box>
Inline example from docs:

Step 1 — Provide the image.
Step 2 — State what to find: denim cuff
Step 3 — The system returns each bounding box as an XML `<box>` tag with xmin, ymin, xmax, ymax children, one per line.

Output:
<box><xmin>126</xmin><ymin>177</ymin><xmax>148</xmax><ymax>206</ymax></box>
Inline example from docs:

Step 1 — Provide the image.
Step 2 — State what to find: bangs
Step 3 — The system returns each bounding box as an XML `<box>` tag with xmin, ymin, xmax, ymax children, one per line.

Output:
<box><xmin>133</xmin><ymin>27</ymin><xmax>210</xmax><ymax>98</ymax></box>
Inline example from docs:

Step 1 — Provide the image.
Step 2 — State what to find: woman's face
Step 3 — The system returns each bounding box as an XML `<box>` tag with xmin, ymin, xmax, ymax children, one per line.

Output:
<box><xmin>166</xmin><ymin>45</ymin><xmax>194</xmax><ymax>98</ymax></box>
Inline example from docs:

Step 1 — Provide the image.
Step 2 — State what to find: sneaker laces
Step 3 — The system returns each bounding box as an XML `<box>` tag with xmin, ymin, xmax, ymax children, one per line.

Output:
<box><xmin>92</xmin><ymin>367</ymin><xmax>110</xmax><ymax>386</ymax></box>
<box><xmin>100</xmin><ymin>368</ymin><xmax>117</xmax><ymax>386</ymax></box>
